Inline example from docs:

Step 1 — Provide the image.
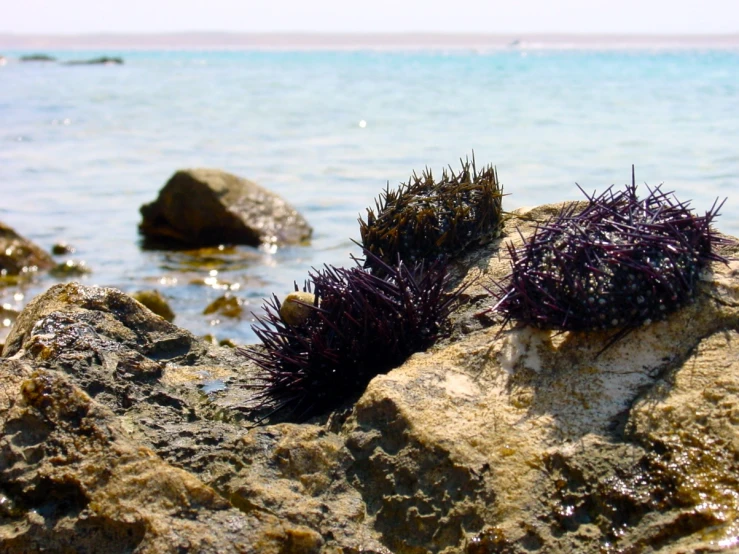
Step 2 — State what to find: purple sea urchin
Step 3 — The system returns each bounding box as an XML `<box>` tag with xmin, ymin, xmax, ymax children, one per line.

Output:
<box><xmin>359</xmin><ymin>155</ymin><xmax>504</xmax><ymax>271</ymax></box>
<box><xmin>491</xmin><ymin>170</ymin><xmax>728</xmax><ymax>336</ymax></box>
<box><xmin>242</xmin><ymin>253</ymin><xmax>457</xmax><ymax>421</ymax></box>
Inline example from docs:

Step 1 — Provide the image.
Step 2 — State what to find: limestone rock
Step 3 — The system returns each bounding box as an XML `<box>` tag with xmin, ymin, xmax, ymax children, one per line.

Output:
<box><xmin>1</xmin><ymin>282</ymin><xmax>384</xmax><ymax>552</ymax></box>
<box><xmin>0</xmin><ymin>220</ymin><xmax>54</xmax><ymax>277</ymax></box>
<box><xmin>2</xmin><ymin>202</ymin><xmax>738</xmax><ymax>553</ymax></box>
<box><xmin>341</xmin><ymin>204</ymin><xmax>739</xmax><ymax>553</ymax></box>
<box><xmin>0</xmin><ymin>359</ymin><xmax>323</xmax><ymax>553</ymax></box>
<box><xmin>139</xmin><ymin>169</ymin><xmax>313</xmax><ymax>248</ymax></box>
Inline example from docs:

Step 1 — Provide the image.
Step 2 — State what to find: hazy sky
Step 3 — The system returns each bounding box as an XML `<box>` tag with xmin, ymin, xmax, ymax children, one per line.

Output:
<box><xmin>3</xmin><ymin>0</ymin><xmax>738</xmax><ymax>34</ymax></box>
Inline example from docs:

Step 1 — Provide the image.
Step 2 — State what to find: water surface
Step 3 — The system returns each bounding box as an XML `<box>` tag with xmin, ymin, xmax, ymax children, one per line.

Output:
<box><xmin>1</xmin><ymin>48</ymin><xmax>737</xmax><ymax>344</ymax></box>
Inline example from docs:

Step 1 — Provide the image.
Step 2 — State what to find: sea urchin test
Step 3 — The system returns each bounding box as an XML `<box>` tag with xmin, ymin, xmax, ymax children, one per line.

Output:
<box><xmin>492</xmin><ymin>170</ymin><xmax>728</xmax><ymax>334</ymax></box>
<box><xmin>359</xmin><ymin>155</ymin><xmax>504</xmax><ymax>271</ymax></box>
<box><xmin>242</xmin><ymin>252</ymin><xmax>457</xmax><ymax>422</ymax></box>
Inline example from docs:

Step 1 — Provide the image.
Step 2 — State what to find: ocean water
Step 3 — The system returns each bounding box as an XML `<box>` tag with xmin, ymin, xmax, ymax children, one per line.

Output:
<box><xmin>1</xmin><ymin>48</ymin><xmax>738</xmax><ymax>345</ymax></box>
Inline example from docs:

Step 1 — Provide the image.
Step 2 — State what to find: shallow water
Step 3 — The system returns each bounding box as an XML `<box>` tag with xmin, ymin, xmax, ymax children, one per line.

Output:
<box><xmin>1</xmin><ymin>48</ymin><xmax>738</xmax><ymax>344</ymax></box>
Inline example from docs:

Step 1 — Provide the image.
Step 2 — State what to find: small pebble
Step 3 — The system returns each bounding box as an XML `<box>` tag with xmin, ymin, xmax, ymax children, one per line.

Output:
<box><xmin>279</xmin><ymin>291</ymin><xmax>317</xmax><ymax>326</ymax></box>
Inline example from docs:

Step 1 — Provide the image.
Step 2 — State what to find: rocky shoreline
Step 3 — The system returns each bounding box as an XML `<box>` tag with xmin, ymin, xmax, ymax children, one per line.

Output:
<box><xmin>2</xmin><ymin>200</ymin><xmax>738</xmax><ymax>553</ymax></box>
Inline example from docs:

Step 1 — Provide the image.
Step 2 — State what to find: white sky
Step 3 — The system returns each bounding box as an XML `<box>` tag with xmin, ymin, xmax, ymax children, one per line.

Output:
<box><xmin>2</xmin><ymin>0</ymin><xmax>737</xmax><ymax>34</ymax></box>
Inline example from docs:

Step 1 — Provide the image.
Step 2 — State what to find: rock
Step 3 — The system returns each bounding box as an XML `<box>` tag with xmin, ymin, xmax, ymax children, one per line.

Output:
<box><xmin>0</xmin><ymin>359</ymin><xmax>324</xmax><ymax>553</ymax></box>
<box><xmin>19</xmin><ymin>53</ymin><xmax>56</xmax><ymax>62</ymax></box>
<box><xmin>341</xmin><ymin>204</ymin><xmax>739</xmax><ymax>553</ymax></box>
<box><xmin>2</xmin><ymin>202</ymin><xmax>738</xmax><ymax>554</ymax></box>
<box><xmin>131</xmin><ymin>289</ymin><xmax>176</xmax><ymax>322</ymax></box>
<box><xmin>1</xmin><ymin>282</ymin><xmax>383</xmax><ymax>552</ymax></box>
<box><xmin>0</xmin><ymin>220</ymin><xmax>54</xmax><ymax>278</ymax></box>
<box><xmin>64</xmin><ymin>56</ymin><xmax>124</xmax><ymax>65</ymax></box>
<box><xmin>49</xmin><ymin>259</ymin><xmax>91</xmax><ymax>277</ymax></box>
<box><xmin>280</xmin><ymin>291</ymin><xmax>317</xmax><ymax>326</ymax></box>
<box><xmin>51</xmin><ymin>242</ymin><xmax>76</xmax><ymax>255</ymax></box>
<box><xmin>203</xmin><ymin>293</ymin><xmax>245</xmax><ymax>319</ymax></box>
<box><xmin>139</xmin><ymin>169</ymin><xmax>312</xmax><ymax>248</ymax></box>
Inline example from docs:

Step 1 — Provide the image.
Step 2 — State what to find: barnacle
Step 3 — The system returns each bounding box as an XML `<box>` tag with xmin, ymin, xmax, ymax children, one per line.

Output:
<box><xmin>491</xmin><ymin>169</ymin><xmax>729</xmax><ymax>339</ymax></box>
<box><xmin>242</xmin><ymin>253</ymin><xmax>457</xmax><ymax>421</ymax></box>
<box><xmin>359</xmin><ymin>155</ymin><xmax>504</xmax><ymax>271</ymax></box>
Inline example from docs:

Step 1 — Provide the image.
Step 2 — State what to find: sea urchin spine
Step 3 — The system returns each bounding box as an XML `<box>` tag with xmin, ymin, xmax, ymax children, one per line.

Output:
<box><xmin>359</xmin><ymin>155</ymin><xmax>504</xmax><ymax>271</ymax></box>
<box><xmin>491</xmin><ymin>169</ymin><xmax>729</xmax><ymax>337</ymax></box>
<box><xmin>242</xmin><ymin>253</ymin><xmax>457</xmax><ymax>421</ymax></box>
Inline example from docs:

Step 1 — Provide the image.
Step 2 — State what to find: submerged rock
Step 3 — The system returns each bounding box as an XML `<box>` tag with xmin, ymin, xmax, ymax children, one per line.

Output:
<box><xmin>49</xmin><ymin>259</ymin><xmax>91</xmax><ymax>277</ymax></box>
<box><xmin>203</xmin><ymin>293</ymin><xmax>245</xmax><ymax>319</ymax></box>
<box><xmin>131</xmin><ymin>289</ymin><xmax>176</xmax><ymax>322</ymax></box>
<box><xmin>1</xmin><ymin>202</ymin><xmax>738</xmax><ymax>553</ymax></box>
<box><xmin>51</xmin><ymin>242</ymin><xmax>76</xmax><ymax>255</ymax></box>
<box><xmin>139</xmin><ymin>168</ymin><xmax>312</xmax><ymax>248</ymax></box>
<box><xmin>0</xmin><ymin>221</ymin><xmax>54</xmax><ymax>278</ymax></box>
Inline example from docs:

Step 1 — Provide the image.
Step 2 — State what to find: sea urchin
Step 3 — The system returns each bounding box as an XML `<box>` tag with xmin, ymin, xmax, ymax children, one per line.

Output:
<box><xmin>359</xmin><ymin>155</ymin><xmax>504</xmax><ymax>271</ymax></box>
<box><xmin>491</xmin><ymin>170</ymin><xmax>728</xmax><ymax>338</ymax></box>
<box><xmin>242</xmin><ymin>253</ymin><xmax>457</xmax><ymax>421</ymax></box>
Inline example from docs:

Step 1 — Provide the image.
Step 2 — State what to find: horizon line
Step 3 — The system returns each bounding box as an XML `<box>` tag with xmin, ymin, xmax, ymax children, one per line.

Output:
<box><xmin>2</xmin><ymin>31</ymin><xmax>738</xmax><ymax>51</ymax></box>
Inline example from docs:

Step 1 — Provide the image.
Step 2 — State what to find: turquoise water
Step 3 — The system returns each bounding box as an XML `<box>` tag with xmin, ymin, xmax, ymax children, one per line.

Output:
<box><xmin>1</xmin><ymin>49</ymin><xmax>738</xmax><ymax>344</ymax></box>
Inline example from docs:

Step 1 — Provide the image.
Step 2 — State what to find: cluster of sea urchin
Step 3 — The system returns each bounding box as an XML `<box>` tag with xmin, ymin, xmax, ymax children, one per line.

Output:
<box><xmin>243</xmin><ymin>253</ymin><xmax>456</xmax><ymax>421</ymax></box>
<box><xmin>359</xmin><ymin>156</ymin><xmax>504</xmax><ymax>272</ymax></box>
<box><xmin>491</xmin><ymin>170</ymin><xmax>728</xmax><ymax>338</ymax></box>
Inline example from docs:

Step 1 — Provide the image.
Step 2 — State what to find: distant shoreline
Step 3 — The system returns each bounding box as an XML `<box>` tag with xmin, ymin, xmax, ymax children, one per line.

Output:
<box><xmin>1</xmin><ymin>32</ymin><xmax>738</xmax><ymax>51</ymax></box>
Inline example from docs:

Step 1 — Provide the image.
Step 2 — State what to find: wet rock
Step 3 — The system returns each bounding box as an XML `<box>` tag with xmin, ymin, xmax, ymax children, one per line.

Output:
<box><xmin>1</xmin><ymin>203</ymin><xmax>738</xmax><ymax>553</ymax></box>
<box><xmin>0</xmin><ymin>359</ymin><xmax>324</xmax><ymax>553</ymax></box>
<box><xmin>131</xmin><ymin>289</ymin><xmax>175</xmax><ymax>322</ymax></box>
<box><xmin>19</xmin><ymin>53</ymin><xmax>56</xmax><ymax>62</ymax></box>
<box><xmin>51</xmin><ymin>242</ymin><xmax>76</xmax><ymax>255</ymax></box>
<box><xmin>203</xmin><ymin>293</ymin><xmax>245</xmax><ymax>319</ymax></box>
<box><xmin>1</xmin><ymin>282</ymin><xmax>383</xmax><ymax>552</ymax></box>
<box><xmin>0</xmin><ymin>220</ymin><xmax>54</xmax><ymax>277</ymax></box>
<box><xmin>139</xmin><ymin>168</ymin><xmax>312</xmax><ymax>248</ymax></box>
<box><xmin>49</xmin><ymin>259</ymin><xmax>91</xmax><ymax>277</ymax></box>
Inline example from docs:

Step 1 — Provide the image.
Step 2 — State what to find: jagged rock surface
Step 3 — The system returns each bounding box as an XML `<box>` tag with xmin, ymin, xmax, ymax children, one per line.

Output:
<box><xmin>1</xmin><ymin>203</ymin><xmax>738</xmax><ymax>553</ymax></box>
<box><xmin>139</xmin><ymin>168</ymin><xmax>313</xmax><ymax>248</ymax></box>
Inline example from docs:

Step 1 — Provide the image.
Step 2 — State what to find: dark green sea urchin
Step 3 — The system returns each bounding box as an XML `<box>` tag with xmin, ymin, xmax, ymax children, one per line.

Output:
<box><xmin>491</xmin><ymin>170</ymin><xmax>729</xmax><ymax>337</ymax></box>
<box><xmin>242</xmin><ymin>253</ymin><xmax>457</xmax><ymax>421</ymax></box>
<box><xmin>359</xmin><ymin>156</ymin><xmax>504</xmax><ymax>271</ymax></box>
